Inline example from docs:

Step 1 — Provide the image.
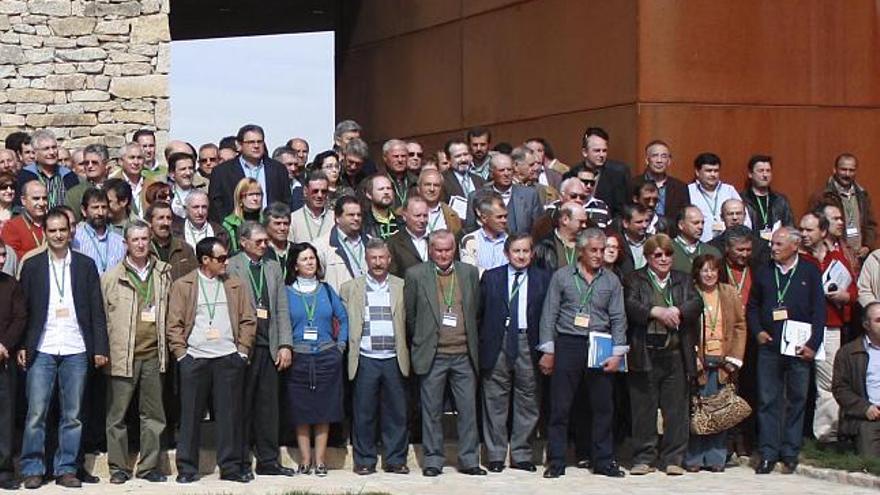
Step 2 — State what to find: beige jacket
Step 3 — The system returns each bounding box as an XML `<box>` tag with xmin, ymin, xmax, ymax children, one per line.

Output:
<box><xmin>339</xmin><ymin>274</ymin><xmax>409</xmax><ymax>379</ymax></box>
<box><xmin>101</xmin><ymin>259</ymin><xmax>173</xmax><ymax>377</ymax></box>
<box><xmin>858</xmin><ymin>249</ymin><xmax>880</xmax><ymax>307</ymax></box>
<box><xmin>289</xmin><ymin>207</ymin><xmax>335</xmax><ymax>244</ymax></box>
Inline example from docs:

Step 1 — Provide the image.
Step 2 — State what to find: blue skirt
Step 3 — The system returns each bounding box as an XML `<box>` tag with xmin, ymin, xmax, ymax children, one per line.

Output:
<box><xmin>284</xmin><ymin>347</ymin><xmax>344</xmax><ymax>426</ymax></box>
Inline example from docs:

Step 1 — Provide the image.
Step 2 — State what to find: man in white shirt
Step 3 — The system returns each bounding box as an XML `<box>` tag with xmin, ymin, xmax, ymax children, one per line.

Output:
<box><xmin>460</xmin><ymin>191</ymin><xmax>509</xmax><ymax>274</ymax></box>
<box><xmin>688</xmin><ymin>152</ymin><xmax>751</xmax><ymax>242</ymax></box>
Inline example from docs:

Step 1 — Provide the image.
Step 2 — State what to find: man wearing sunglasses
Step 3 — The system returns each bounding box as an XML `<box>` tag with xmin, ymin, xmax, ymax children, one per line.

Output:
<box><xmin>227</xmin><ymin>222</ymin><xmax>294</xmax><ymax>479</ymax></box>
<box><xmin>64</xmin><ymin>144</ymin><xmax>111</xmax><ymax>223</ymax></box>
<box><xmin>406</xmin><ymin>141</ymin><xmax>423</xmax><ymax>174</ymax></box>
<box><xmin>290</xmin><ymin>171</ymin><xmax>335</xmax><ymax>244</ymax></box>
<box><xmin>197</xmin><ymin>143</ymin><xmax>220</xmax><ymax>180</ymax></box>
<box><xmin>577</xmin><ymin>168</ymin><xmax>611</xmax><ymax>229</ymax></box>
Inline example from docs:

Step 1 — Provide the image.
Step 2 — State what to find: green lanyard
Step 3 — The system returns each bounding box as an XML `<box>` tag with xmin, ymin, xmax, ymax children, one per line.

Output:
<box><xmin>725</xmin><ymin>264</ymin><xmax>748</xmax><ymax>294</ymax></box>
<box><xmin>197</xmin><ymin>274</ymin><xmax>222</xmax><ymax>324</ymax></box>
<box><xmin>699</xmin><ymin>289</ymin><xmax>720</xmax><ymax>333</ymax></box>
<box><xmin>697</xmin><ymin>183</ymin><xmax>719</xmax><ymax>218</ymax></box>
<box><xmin>755</xmin><ymin>194</ymin><xmax>770</xmax><ymax>228</ymax></box>
<box><xmin>428</xmin><ymin>210</ymin><xmax>442</xmax><ymax>233</ymax></box>
<box><xmin>773</xmin><ymin>263</ymin><xmax>797</xmax><ymax>305</ymax></box>
<box><xmin>246</xmin><ymin>262</ymin><xmax>265</xmax><ymax>303</ymax></box>
<box><xmin>37</xmin><ymin>173</ymin><xmax>58</xmax><ymax>206</ymax></box>
<box><xmin>440</xmin><ymin>271</ymin><xmax>457</xmax><ymax>311</ymax></box>
<box><xmin>458</xmin><ymin>172</ymin><xmax>473</xmax><ymax>196</ymax></box>
<box><xmin>300</xmin><ymin>290</ymin><xmax>318</xmax><ymax>324</ymax></box>
<box><xmin>126</xmin><ymin>268</ymin><xmax>154</xmax><ymax>306</ymax></box>
<box><xmin>573</xmin><ymin>269</ymin><xmax>597</xmax><ymax>309</ymax></box>
<box><xmin>304</xmin><ymin>209</ymin><xmax>326</xmax><ymax>241</ymax></box>
<box><xmin>85</xmin><ymin>226</ymin><xmax>108</xmax><ymax>272</ymax></box>
<box><xmin>392</xmin><ymin>176</ymin><xmax>409</xmax><ymax>205</ymax></box>
<box><xmin>339</xmin><ymin>234</ymin><xmax>364</xmax><ymax>272</ymax></box>
<box><xmin>563</xmin><ymin>244</ymin><xmax>576</xmax><ymax>266</ymax></box>
<box><xmin>647</xmin><ymin>269</ymin><xmax>674</xmax><ymax>306</ymax></box>
<box><xmin>50</xmin><ymin>255</ymin><xmax>66</xmax><ymax>302</ymax></box>
<box><xmin>675</xmin><ymin>236</ymin><xmax>701</xmax><ymax>258</ymax></box>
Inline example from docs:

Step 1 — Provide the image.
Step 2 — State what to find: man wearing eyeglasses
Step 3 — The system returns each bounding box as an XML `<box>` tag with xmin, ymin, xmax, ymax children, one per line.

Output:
<box><xmin>208</xmin><ymin>124</ymin><xmax>291</xmax><ymax>223</ymax></box>
<box><xmin>16</xmin><ymin>130</ymin><xmax>80</xmax><ymax>209</ymax></box>
<box><xmin>290</xmin><ymin>171</ymin><xmax>336</xmax><ymax>244</ymax></box>
<box><xmin>529</xmin><ymin>177</ymin><xmax>590</xmax><ymax>241</ymax></box>
<box><xmin>577</xmin><ymin>167</ymin><xmax>611</xmax><ymax>229</ymax></box>
<box><xmin>197</xmin><ymin>143</ymin><xmax>220</xmax><ymax>180</ymax></box>
<box><xmin>167</xmin><ymin>237</ymin><xmax>256</xmax><ymax>484</ymax></box>
<box><xmin>64</xmin><ymin>144</ymin><xmax>111</xmax><ymax>222</ymax></box>
<box><xmin>227</xmin><ymin>222</ymin><xmax>294</xmax><ymax>479</ymax></box>
<box><xmin>406</xmin><ymin>141</ymin><xmax>423</xmax><ymax>174</ymax></box>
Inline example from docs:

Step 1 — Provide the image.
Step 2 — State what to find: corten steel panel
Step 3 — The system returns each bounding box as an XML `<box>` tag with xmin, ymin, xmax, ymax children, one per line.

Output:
<box><xmin>463</xmin><ymin>0</ymin><xmax>527</xmax><ymax>17</ymax></box>
<box><xmin>402</xmin><ymin>104</ymin><xmax>639</xmax><ymax>170</ymax></box>
<box><xmin>639</xmin><ymin>0</ymin><xmax>880</xmax><ymax>106</ymax></box>
<box><xmin>337</xmin><ymin>22</ymin><xmax>464</xmax><ymax>140</ymax></box>
<box><xmin>462</xmin><ymin>0</ymin><xmax>638</xmax><ymax>125</ymax></box>
<box><xmin>636</xmin><ymin>104</ymin><xmax>880</xmax><ymax>216</ymax></box>
<box><xmin>347</xmin><ymin>0</ymin><xmax>462</xmax><ymax>47</ymax></box>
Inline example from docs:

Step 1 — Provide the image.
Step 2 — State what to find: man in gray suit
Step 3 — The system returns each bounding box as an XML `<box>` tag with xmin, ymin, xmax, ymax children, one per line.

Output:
<box><xmin>340</xmin><ymin>239</ymin><xmax>411</xmax><ymax>475</ymax></box>
<box><xmin>404</xmin><ymin>229</ymin><xmax>486</xmax><ymax>477</ymax></box>
<box><xmin>227</xmin><ymin>221</ymin><xmax>294</xmax><ymax>479</ymax></box>
<box><xmin>465</xmin><ymin>153</ymin><xmax>543</xmax><ymax>235</ymax></box>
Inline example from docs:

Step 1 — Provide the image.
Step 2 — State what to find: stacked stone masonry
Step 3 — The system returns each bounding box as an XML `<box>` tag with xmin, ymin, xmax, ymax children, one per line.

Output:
<box><xmin>0</xmin><ymin>0</ymin><xmax>170</xmax><ymax>153</ymax></box>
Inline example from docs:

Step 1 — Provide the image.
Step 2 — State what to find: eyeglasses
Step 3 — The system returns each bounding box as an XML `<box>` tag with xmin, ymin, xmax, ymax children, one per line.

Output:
<box><xmin>311</xmin><ymin>189</ymin><xmax>328</xmax><ymax>195</ymax></box>
<box><xmin>241</xmin><ymin>139</ymin><xmax>264</xmax><ymax>146</ymax></box>
<box><xmin>157</xmin><ymin>193</ymin><xmax>173</xmax><ymax>200</ymax></box>
<box><xmin>199</xmin><ymin>157</ymin><xmax>218</xmax><ymax>163</ymax></box>
<box><xmin>0</xmin><ymin>184</ymin><xmax>14</xmax><ymax>191</ymax></box>
<box><xmin>568</xmin><ymin>193</ymin><xmax>588</xmax><ymax>200</ymax></box>
<box><xmin>251</xmin><ymin>239</ymin><xmax>269</xmax><ymax>246</ymax></box>
<box><xmin>409</xmin><ymin>152</ymin><xmax>423</xmax><ymax>158</ymax></box>
<box><xmin>580</xmin><ymin>179</ymin><xmax>596</xmax><ymax>186</ymax></box>
<box><xmin>210</xmin><ymin>254</ymin><xmax>229</xmax><ymax>263</ymax></box>
<box><xmin>651</xmin><ymin>251</ymin><xmax>673</xmax><ymax>259</ymax></box>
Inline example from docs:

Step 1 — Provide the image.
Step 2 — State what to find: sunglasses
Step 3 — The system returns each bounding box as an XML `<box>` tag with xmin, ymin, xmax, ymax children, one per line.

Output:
<box><xmin>210</xmin><ymin>254</ymin><xmax>229</xmax><ymax>263</ymax></box>
<box><xmin>0</xmin><ymin>184</ymin><xmax>14</xmax><ymax>191</ymax></box>
<box><xmin>651</xmin><ymin>251</ymin><xmax>673</xmax><ymax>259</ymax></box>
<box><xmin>568</xmin><ymin>193</ymin><xmax>588</xmax><ymax>201</ymax></box>
<box><xmin>409</xmin><ymin>152</ymin><xmax>423</xmax><ymax>158</ymax></box>
<box><xmin>580</xmin><ymin>179</ymin><xmax>596</xmax><ymax>186</ymax></box>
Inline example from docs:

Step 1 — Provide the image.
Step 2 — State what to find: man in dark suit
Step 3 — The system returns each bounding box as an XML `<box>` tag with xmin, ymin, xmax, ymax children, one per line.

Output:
<box><xmin>388</xmin><ymin>196</ymin><xmax>429</xmax><ymax>278</ymax></box>
<box><xmin>208</xmin><ymin>124</ymin><xmax>291</xmax><ymax>223</ymax></box>
<box><xmin>17</xmin><ymin>207</ymin><xmax>108</xmax><ymax>489</ymax></box>
<box><xmin>632</xmin><ymin>140</ymin><xmax>689</xmax><ymax>228</ymax></box>
<box><xmin>0</xmin><ymin>240</ymin><xmax>26</xmax><ymax>490</ymax></box>
<box><xmin>478</xmin><ymin>233</ymin><xmax>550</xmax><ymax>473</ymax></box>
<box><xmin>564</xmin><ymin>127</ymin><xmax>631</xmax><ymax>219</ymax></box>
<box><xmin>464</xmin><ymin>153</ymin><xmax>543</xmax><ymax>235</ymax></box>
<box><xmin>747</xmin><ymin>227</ymin><xmax>825</xmax><ymax>474</ymax></box>
<box><xmin>442</xmin><ymin>139</ymin><xmax>484</xmax><ymax>204</ymax></box>
<box><xmin>404</xmin><ymin>229</ymin><xmax>485</xmax><ymax>477</ymax></box>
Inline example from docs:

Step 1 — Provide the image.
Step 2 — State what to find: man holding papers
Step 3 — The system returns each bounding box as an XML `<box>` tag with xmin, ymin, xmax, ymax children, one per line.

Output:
<box><xmin>799</xmin><ymin>212</ymin><xmax>857</xmax><ymax>443</ymax></box>
<box><xmin>747</xmin><ymin>227</ymin><xmax>825</xmax><ymax>474</ymax></box>
<box><xmin>538</xmin><ymin>228</ymin><xmax>627</xmax><ymax>478</ymax></box>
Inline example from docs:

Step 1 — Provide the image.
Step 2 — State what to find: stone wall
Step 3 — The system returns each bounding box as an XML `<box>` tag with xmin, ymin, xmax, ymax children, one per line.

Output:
<box><xmin>0</xmin><ymin>0</ymin><xmax>170</xmax><ymax>153</ymax></box>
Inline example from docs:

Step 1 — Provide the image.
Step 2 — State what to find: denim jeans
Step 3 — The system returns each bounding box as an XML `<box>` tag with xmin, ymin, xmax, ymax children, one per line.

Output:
<box><xmin>756</xmin><ymin>346</ymin><xmax>810</xmax><ymax>463</ymax></box>
<box><xmin>20</xmin><ymin>352</ymin><xmax>88</xmax><ymax>477</ymax></box>
<box><xmin>686</xmin><ymin>368</ymin><xmax>727</xmax><ymax>468</ymax></box>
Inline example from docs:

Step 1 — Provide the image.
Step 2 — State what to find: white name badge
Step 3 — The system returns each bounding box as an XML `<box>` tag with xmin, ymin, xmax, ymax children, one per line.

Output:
<box><xmin>206</xmin><ymin>328</ymin><xmax>221</xmax><ymax>341</ymax></box>
<box><xmin>140</xmin><ymin>306</ymin><xmax>156</xmax><ymax>322</ymax></box>
<box><xmin>574</xmin><ymin>312</ymin><xmax>590</xmax><ymax>328</ymax></box>
<box><xmin>712</xmin><ymin>221</ymin><xmax>724</xmax><ymax>232</ymax></box>
<box><xmin>442</xmin><ymin>312</ymin><xmax>458</xmax><ymax>327</ymax></box>
<box><xmin>303</xmin><ymin>326</ymin><xmax>319</xmax><ymax>341</ymax></box>
<box><xmin>55</xmin><ymin>307</ymin><xmax>70</xmax><ymax>319</ymax></box>
<box><xmin>760</xmin><ymin>228</ymin><xmax>773</xmax><ymax>241</ymax></box>
<box><xmin>256</xmin><ymin>307</ymin><xmax>269</xmax><ymax>320</ymax></box>
<box><xmin>846</xmin><ymin>226</ymin><xmax>859</xmax><ymax>238</ymax></box>
<box><xmin>772</xmin><ymin>307</ymin><xmax>789</xmax><ymax>321</ymax></box>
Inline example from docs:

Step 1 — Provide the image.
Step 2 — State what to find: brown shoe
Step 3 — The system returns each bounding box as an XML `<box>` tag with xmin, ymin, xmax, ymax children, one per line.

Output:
<box><xmin>55</xmin><ymin>473</ymin><xmax>82</xmax><ymax>488</ymax></box>
<box><xmin>666</xmin><ymin>465</ymin><xmax>685</xmax><ymax>476</ymax></box>
<box><xmin>629</xmin><ymin>464</ymin><xmax>655</xmax><ymax>475</ymax></box>
<box><xmin>22</xmin><ymin>476</ymin><xmax>42</xmax><ymax>490</ymax></box>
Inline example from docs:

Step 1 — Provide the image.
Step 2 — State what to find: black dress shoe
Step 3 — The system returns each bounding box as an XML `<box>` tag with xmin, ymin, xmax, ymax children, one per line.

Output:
<box><xmin>76</xmin><ymin>469</ymin><xmax>99</xmax><ymax>484</ymax></box>
<box><xmin>487</xmin><ymin>461</ymin><xmax>505</xmax><ymax>473</ymax></box>
<box><xmin>543</xmin><ymin>465</ymin><xmax>565</xmax><ymax>478</ymax></box>
<box><xmin>22</xmin><ymin>476</ymin><xmax>42</xmax><ymax>490</ymax></box>
<box><xmin>594</xmin><ymin>464</ymin><xmax>626</xmax><ymax>478</ymax></box>
<box><xmin>256</xmin><ymin>464</ymin><xmax>295</xmax><ymax>477</ymax></box>
<box><xmin>422</xmin><ymin>467</ymin><xmax>441</xmax><ymax>477</ymax></box>
<box><xmin>781</xmin><ymin>460</ymin><xmax>798</xmax><ymax>474</ymax></box>
<box><xmin>354</xmin><ymin>464</ymin><xmax>376</xmax><ymax>476</ymax></box>
<box><xmin>176</xmin><ymin>473</ymin><xmax>198</xmax><ymax>483</ymax></box>
<box><xmin>139</xmin><ymin>471</ymin><xmax>167</xmax><ymax>482</ymax></box>
<box><xmin>109</xmin><ymin>471</ymin><xmax>131</xmax><ymax>484</ymax></box>
<box><xmin>510</xmin><ymin>461</ymin><xmax>537</xmax><ymax>472</ymax></box>
<box><xmin>220</xmin><ymin>472</ymin><xmax>251</xmax><ymax>483</ymax></box>
<box><xmin>576</xmin><ymin>459</ymin><xmax>591</xmax><ymax>469</ymax></box>
<box><xmin>0</xmin><ymin>479</ymin><xmax>20</xmax><ymax>490</ymax></box>
<box><xmin>755</xmin><ymin>460</ymin><xmax>775</xmax><ymax>474</ymax></box>
<box><xmin>384</xmin><ymin>464</ymin><xmax>410</xmax><ymax>474</ymax></box>
<box><xmin>239</xmin><ymin>470</ymin><xmax>255</xmax><ymax>482</ymax></box>
<box><xmin>460</xmin><ymin>466</ymin><xmax>487</xmax><ymax>476</ymax></box>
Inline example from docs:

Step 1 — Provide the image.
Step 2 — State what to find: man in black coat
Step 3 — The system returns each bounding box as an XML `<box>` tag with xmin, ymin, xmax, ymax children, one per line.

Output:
<box><xmin>564</xmin><ymin>127</ymin><xmax>631</xmax><ymax>219</ymax></box>
<box><xmin>17</xmin><ymin>208</ymin><xmax>108</xmax><ymax>489</ymax></box>
<box><xmin>0</xmin><ymin>241</ymin><xmax>26</xmax><ymax>490</ymax></box>
<box><xmin>208</xmin><ymin>124</ymin><xmax>291</xmax><ymax>223</ymax></box>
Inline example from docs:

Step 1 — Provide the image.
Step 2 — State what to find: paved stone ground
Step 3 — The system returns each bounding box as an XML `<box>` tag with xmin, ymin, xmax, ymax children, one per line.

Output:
<box><xmin>24</xmin><ymin>465</ymin><xmax>879</xmax><ymax>495</ymax></box>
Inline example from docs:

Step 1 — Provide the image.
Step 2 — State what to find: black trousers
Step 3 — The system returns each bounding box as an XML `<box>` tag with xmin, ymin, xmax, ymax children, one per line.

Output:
<box><xmin>240</xmin><ymin>346</ymin><xmax>280</xmax><ymax>470</ymax></box>
<box><xmin>628</xmin><ymin>349</ymin><xmax>689</xmax><ymax>468</ymax></box>
<box><xmin>547</xmin><ymin>334</ymin><xmax>615</xmax><ymax>470</ymax></box>
<box><xmin>176</xmin><ymin>353</ymin><xmax>245</xmax><ymax>477</ymax></box>
<box><xmin>352</xmin><ymin>356</ymin><xmax>408</xmax><ymax>467</ymax></box>
<box><xmin>0</xmin><ymin>361</ymin><xmax>15</xmax><ymax>480</ymax></box>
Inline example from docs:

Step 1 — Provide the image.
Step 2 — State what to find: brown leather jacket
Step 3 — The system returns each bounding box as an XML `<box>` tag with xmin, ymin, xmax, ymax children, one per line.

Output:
<box><xmin>692</xmin><ymin>283</ymin><xmax>747</xmax><ymax>385</ymax></box>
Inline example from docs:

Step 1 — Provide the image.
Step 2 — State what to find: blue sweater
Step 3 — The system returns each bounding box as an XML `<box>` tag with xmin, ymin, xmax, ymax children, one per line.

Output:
<box><xmin>287</xmin><ymin>283</ymin><xmax>349</xmax><ymax>354</ymax></box>
<box><xmin>746</xmin><ymin>258</ymin><xmax>826</xmax><ymax>352</ymax></box>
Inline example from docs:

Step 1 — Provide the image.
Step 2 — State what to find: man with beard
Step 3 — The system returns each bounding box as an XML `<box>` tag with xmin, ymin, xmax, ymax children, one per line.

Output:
<box><xmin>814</xmin><ymin>154</ymin><xmax>876</xmax><ymax>259</ymax></box>
<box><xmin>466</xmin><ymin>127</ymin><xmax>492</xmax><ymax>180</ymax></box>
<box><xmin>362</xmin><ymin>175</ymin><xmax>402</xmax><ymax>240</ymax></box>
<box><xmin>73</xmin><ymin>188</ymin><xmax>126</xmax><ymax>276</ymax></box>
<box><xmin>442</xmin><ymin>139</ymin><xmax>484</xmax><ymax>206</ymax></box>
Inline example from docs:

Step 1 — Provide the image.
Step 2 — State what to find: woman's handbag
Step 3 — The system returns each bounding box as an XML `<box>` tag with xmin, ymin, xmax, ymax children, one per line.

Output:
<box><xmin>690</xmin><ymin>383</ymin><xmax>752</xmax><ymax>435</ymax></box>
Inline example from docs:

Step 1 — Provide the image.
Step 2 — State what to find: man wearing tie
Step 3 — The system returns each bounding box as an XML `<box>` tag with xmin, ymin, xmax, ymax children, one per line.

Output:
<box><xmin>404</xmin><ymin>229</ymin><xmax>485</xmax><ymax>477</ymax></box>
<box><xmin>478</xmin><ymin>233</ymin><xmax>550</xmax><ymax>473</ymax></box>
<box><xmin>539</xmin><ymin>228</ymin><xmax>628</xmax><ymax>478</ymax></box>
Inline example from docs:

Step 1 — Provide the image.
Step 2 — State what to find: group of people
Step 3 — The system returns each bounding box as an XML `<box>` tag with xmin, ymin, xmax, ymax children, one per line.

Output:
<box><xmin>0</xmin><ymin>120</ymin><xmax>878</xmax><ymax>490</ymax></box>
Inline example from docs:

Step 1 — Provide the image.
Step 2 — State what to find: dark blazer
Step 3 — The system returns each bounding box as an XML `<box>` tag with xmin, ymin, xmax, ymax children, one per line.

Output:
<box><xmin>746</xmin><ymin>258</ymin><xmax>826</xmax><ymax>351</ymax></box>
<box><xmin>624</xmin><ymin>268</ymin><xmax>702</xmax><ymax>376</ymax></box>
<box><xmin>442</xmin><ymin>169</ymin><xmax>484</xmax><ymax>203</ymax></box>
<box><xmin>832</xmin><ymin>337</ymin><xmax>873</xmax><ymax>438</ymax></box>
<box><xmin>632</xmin><ymin>172</ymin><xmax>690</xmax><ymax>228</ymax></box>
<box><xmin>0</xmin><ymin>272</ymin><xmax>26</xmax><ymax>352</ymax></box>
<box><xmin>464</xmin><ymin>185</ymin><xmax>543</xmax><ymax>235</ymax></box>
<box><xmin>20</xmin><ymin>250</ymin><xmax>109</xmax><ymax>365</ymax></box>
<box><xmin>404</xmin><ymin>261</ymin><xmax>480</xmax><ymax>375</ymax></box>
<box><xmin>477</xmin><ymin>264</ymin><xmax>550</xmax><ymax>372</ymax></box>
<box><xmin>741</xmin><ymin>188</ymin><xmax>795</xmax><ymax>231</ymax></box>
<box><xmin>387</xmin><ymin>229</ymin><xmax>425</xmax><ymax>278</ymax></box>
<box><xmin>566</xmin><ymin>159</ymin><xmax>632</xmax><ymax>218</ymax></box>
<box><xmin>208</xmin><ymin>157</ymin><xmax>291</xmax><ymax>223</ymax></box>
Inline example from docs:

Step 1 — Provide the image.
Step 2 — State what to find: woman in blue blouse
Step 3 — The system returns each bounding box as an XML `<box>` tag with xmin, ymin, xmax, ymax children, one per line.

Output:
<box><xmin>285</xmin><ymin>242</ymin><xmax>348</xmax><ymax>476</ymax></box>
